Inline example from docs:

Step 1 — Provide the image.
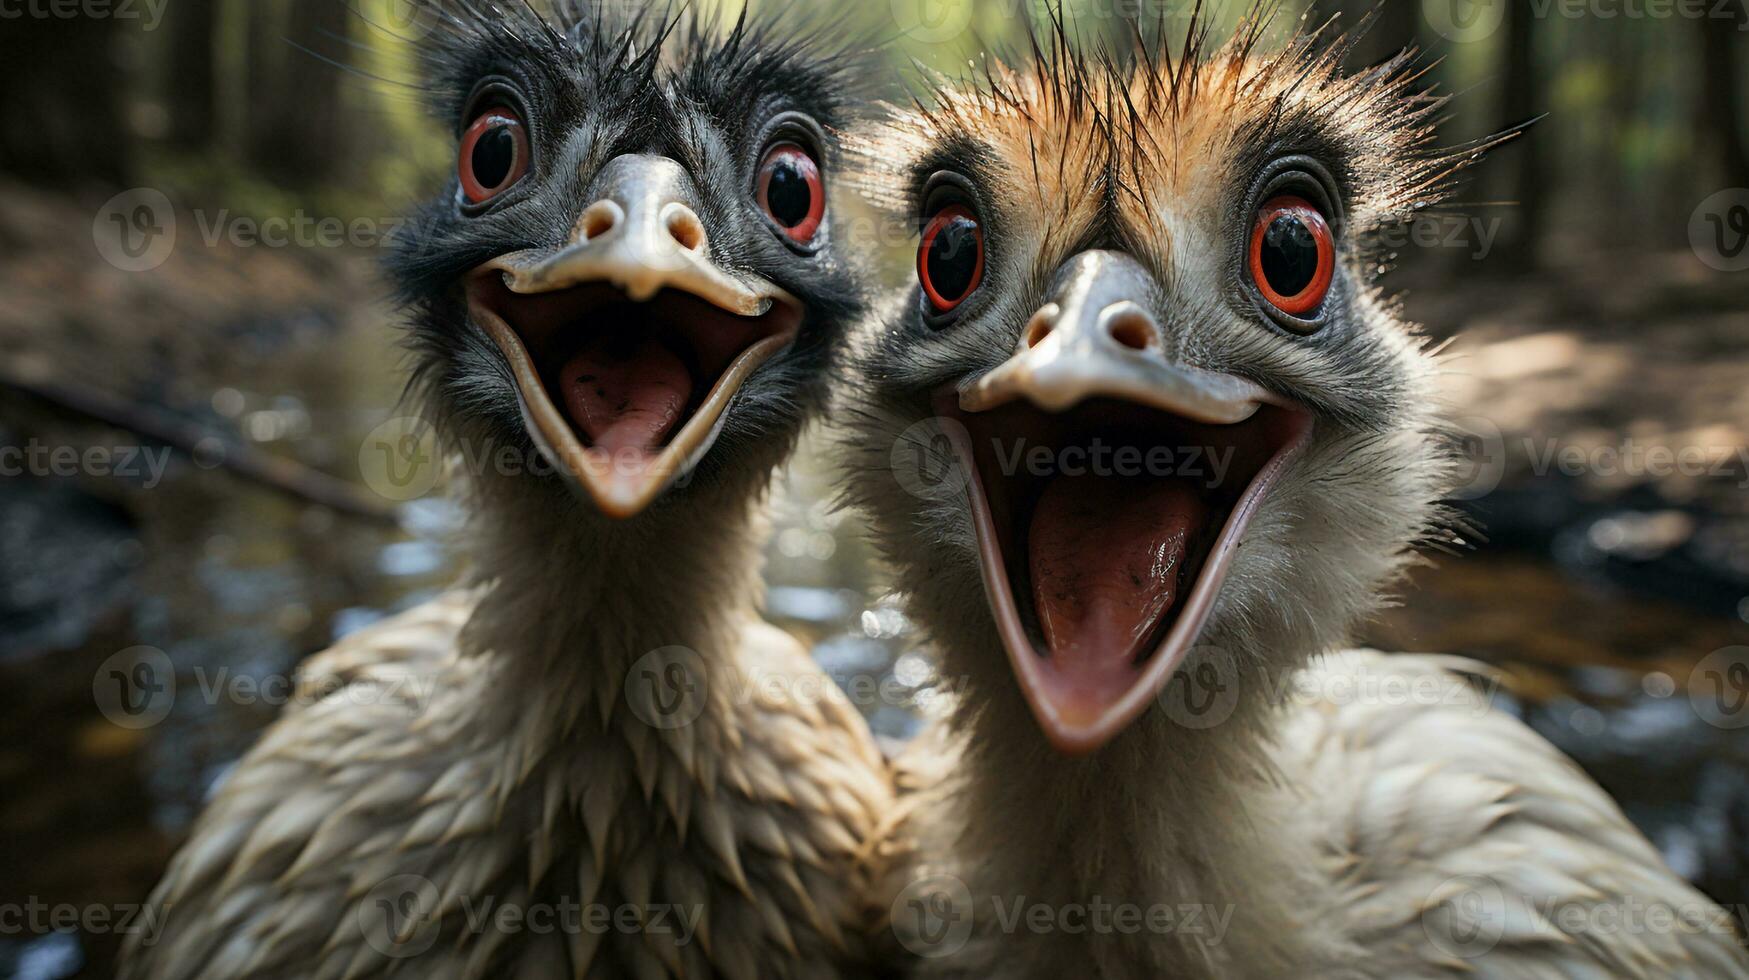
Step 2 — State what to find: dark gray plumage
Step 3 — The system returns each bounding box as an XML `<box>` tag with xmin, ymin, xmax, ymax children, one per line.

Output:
<box><xmin>122</xmin><ymin>5</ymin><xmax>893</xmax><ymax>978</ymax></box>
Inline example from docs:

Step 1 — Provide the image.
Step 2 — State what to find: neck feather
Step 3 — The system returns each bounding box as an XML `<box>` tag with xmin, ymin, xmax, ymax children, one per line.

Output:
<box><xmin>928</xmin><ymin>630</ymin><xmax>1339</xmax><ymax>974</ymax></box>
<box><xmin>455</xmin><ymin>475</ymin><xmax>769</xmax><ymax>752</ymax></box>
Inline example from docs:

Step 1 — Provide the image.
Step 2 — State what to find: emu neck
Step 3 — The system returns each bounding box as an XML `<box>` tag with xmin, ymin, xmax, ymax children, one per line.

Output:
<box><xmin>459</xmin><ymin>479</ymin><xmax>767</xmax><ymax>751</ymax></box>
<box><xmin>947</xmin><ymin>642</ymin><xmax>1324</xmax><ymax>975</ymax></box>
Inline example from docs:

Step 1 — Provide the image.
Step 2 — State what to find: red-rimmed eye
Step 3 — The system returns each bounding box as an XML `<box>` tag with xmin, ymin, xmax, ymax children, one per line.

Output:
<box><xmin>1248</xmin><ymin>195</ymin><xmax>1334</xmax><ymax>317</ymax></box>
<box><xmin>919</xmin><ymin>204</ymin><xmax>984</xmax><ymax>314</ymax></box>
<box><xmin>459</xmin><ymin>107</ymin><xmax>530</xmax><ymax>205</ymax></box>
<box><xmin>757</xmin><ymin>143</ymin><xmax>825</xmax><ymax>244</ymax></box>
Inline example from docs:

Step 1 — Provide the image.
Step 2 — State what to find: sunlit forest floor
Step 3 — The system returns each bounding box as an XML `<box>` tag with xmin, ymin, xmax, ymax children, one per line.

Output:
<box><xmin>1</xmin><ymin>182</ymin><xmax>1746</xmax><ymax>977</ymax></box>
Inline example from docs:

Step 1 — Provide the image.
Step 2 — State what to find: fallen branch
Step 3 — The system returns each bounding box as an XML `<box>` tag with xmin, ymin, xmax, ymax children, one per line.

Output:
<box><xmin>0</xmin><ymin>364</ymin><xmax>399</xmax><ymax>525</ymax></box>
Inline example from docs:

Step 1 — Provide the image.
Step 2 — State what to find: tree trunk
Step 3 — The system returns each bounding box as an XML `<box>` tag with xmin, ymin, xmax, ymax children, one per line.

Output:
<box><xmin>0</xmin><ymin>16</ymin><xmax>130</xmax><ymax>186</ymax></box>
<box><xmin>1494</xmin><ymin>0</ymin><xmax>1545</xmax><ymax>268</ymax></box>
<box><xmin>245</xmin><ymin>0</ymin><xmax>350</xmax><ymax>186</ymax></box>
<box><xmin>167</xmin><ymin>0</ymin><xmax>221</xmax><ymax>150</ymax></box>
<box><xmin>1698</xmin><ymin>0</ymin><xmax>1749</xmax><ymax>190</ymax></box>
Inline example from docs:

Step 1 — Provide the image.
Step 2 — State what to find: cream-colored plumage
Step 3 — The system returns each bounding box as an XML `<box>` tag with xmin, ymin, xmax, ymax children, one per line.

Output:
<box><xmin>881</xmin><ymin>651</ymin><xmax>1747</xmax><ymax>978</ymax></box>
<box><xmin>844</xmin><ymin>11</ymin><xmax>1749</xmax><ymax>979</ymax></box>
<box><xmin>125</xmin><ymin>497</ymin><xmax>893</xmax><ymax>979</ymax></box>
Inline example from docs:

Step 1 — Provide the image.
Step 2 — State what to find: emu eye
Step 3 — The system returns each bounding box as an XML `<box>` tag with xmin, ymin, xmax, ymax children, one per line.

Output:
<box><xmin>919</xmin><ymin>204</ymin><xmax>985</xmax><ymax>315</ymax></box>
<box><xmin>1248</xmin><ymin>195</ymin><xmax>1334</xmax><ymax>318</ymax></box>
<box><xmin>757</xmin><ymin>143</ymin><xmax>825</xmax><ymax>244</ymax></box>
<box><xmin>460</xmin><ymin>107</ymin><xmax>530</xmax><ymax>205</ymax></box>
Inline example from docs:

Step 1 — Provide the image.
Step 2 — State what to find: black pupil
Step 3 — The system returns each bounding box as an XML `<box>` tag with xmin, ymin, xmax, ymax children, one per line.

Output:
<box><xmin>471</xmin><ymin>125</ymin><xmax>516</xmax><ymax>190</ymax></box>
<box><xmin>766</xmin><ymin>158</ymin><xmax>813</xmax><ymax>228</ymax></box>
<box><xmin>1260</xmin><ymin>213</ymin><xmax>1319</xmax><ymax>298</ymax></box>
<box><xmin>927</xmin><ymin>215</ymin><xmax>980</xmax><ymax>303</ymax></box>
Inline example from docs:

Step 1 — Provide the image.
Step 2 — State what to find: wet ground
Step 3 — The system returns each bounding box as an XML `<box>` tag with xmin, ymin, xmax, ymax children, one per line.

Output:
<box><xmin>0</xmin><ymin>188</ymin><xmax>1746</xmax><ymax>977</ymax></box>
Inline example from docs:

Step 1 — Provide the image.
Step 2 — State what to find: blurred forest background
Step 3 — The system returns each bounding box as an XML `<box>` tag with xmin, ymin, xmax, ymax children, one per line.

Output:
<box><xmin>0</xmin><ymin>1</ymin><xmax>1746</xmax><ymax>977</ymax></box>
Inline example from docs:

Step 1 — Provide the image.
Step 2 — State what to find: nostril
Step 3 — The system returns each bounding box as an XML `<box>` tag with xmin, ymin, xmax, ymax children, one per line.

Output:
<box><xmin>665</xmin><ymin>206</ymin><xmax>706</xmax><ymax>253</ymax></box>
<box><xmin>580</xmin><ymin>202</ymin><xmax>618</xmax><ymax>242</ymax></box>
<box><xmin>1024</xmin><ymin>306</ymin><xmax>1059</xmax><ymax>349</ymax></box>
<box><xmin>1105</xmin><ymin>311</ymin><xmax>1157</xmax><ymax>352</ymax></box>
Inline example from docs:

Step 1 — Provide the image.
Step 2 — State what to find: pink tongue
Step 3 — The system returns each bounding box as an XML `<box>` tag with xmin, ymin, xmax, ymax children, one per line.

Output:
<box><xmin>1029</xmin><ymin>476</ymin><xmax>1207</xmax><ymax>684</ymax></box>
<box><xmin>558</xmin><ymin>336</ymin><xmax>693</xmax><ymax>455</ymax></box>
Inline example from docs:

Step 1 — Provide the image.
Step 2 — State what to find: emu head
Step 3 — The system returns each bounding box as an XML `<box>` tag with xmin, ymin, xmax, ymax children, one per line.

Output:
<box><xmin>390</xmin><ymin>4</ymin><xmax>867</xmax><ymax>525</ymax></box>
<box><xmin>845</xmin><ymin>13</ymin><xmax>1495</xmax><ymax>754</ymax></box>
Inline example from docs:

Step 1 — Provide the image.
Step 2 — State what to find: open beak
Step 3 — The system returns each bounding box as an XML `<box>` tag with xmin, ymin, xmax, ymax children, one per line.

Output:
<box><xmin>466</xmin><ymin>153</ymin><xmax>801</xmax><ymax>519</ymax></box>
<box><xmin>943</xmin><ymin>250</ymin><xmax>1313</xmax><ymax>754</ymax></box>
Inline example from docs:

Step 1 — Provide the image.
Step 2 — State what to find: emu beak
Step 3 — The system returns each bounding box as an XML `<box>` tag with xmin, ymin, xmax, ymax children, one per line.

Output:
<box><xmin>466</xmin><ymin>154</ymin><xmax>801</xmax><ymax>519</ymax></box>
<box><xmin>947</xmin><ymin>250</ymin><xmax>1313</xmax><ymax>754</ymax></box>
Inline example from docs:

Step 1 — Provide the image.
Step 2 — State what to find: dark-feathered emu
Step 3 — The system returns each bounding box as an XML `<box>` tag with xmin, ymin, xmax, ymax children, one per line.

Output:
<box><xmin>123</xmin><ymin>4</ymin><xmax>892</xmax><ymax>978</ymax></box>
